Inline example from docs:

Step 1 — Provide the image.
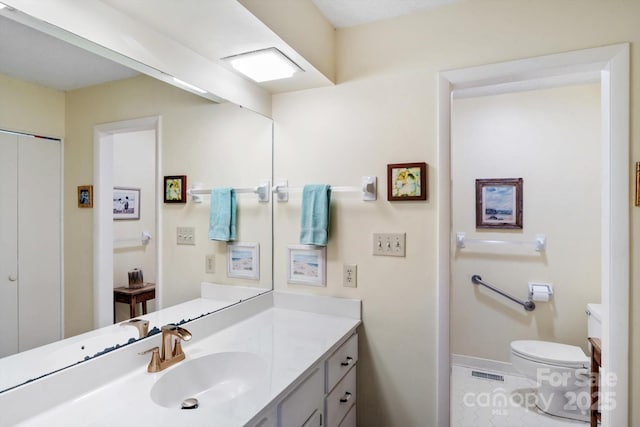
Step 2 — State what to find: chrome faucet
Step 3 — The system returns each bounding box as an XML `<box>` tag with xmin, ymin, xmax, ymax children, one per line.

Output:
<box><xmin>120</xmin><ymin>318</ymin><xmax>149</xmax><ymax>339</ymax></box>
<box><xmin>141</xmin><ymin>324</ymin><xmax>192</xmax><ymax>372</ymax></box>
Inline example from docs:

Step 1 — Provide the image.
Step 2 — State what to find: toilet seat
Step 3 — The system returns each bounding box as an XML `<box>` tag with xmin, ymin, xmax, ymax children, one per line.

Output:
<box><xmin>511</xmin><ymin>340</ymin><xmax>589</xmax><ymax>368</ymax></box>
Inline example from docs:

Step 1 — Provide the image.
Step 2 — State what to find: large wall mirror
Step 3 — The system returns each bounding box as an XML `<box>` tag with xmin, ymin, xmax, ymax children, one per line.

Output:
<box><xmin>0</xmin><ymin>10</ymin><xmax>273</xmax><ymax>392</ymax></box>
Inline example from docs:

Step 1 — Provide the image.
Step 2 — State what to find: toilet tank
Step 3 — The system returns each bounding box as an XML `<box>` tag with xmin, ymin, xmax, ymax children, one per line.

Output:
<box><xmin>586</xmin><ymin>303</ymin><xmax>602</xmax><ymax>339</ymax></box>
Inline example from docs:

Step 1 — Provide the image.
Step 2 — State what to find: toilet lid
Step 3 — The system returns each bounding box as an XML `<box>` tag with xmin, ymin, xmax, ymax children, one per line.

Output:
<box><xmin>511</xmin><ymin>340</ymin><xmax>589</xmax><ymax>368</ymax></box>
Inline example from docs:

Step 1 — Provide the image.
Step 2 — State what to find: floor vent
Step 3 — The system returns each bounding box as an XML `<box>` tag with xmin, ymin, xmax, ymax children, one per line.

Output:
<box><xmin>471</xmin><ymin>370</ymin><xmax>504</xmax><ymax>382</ymax></box>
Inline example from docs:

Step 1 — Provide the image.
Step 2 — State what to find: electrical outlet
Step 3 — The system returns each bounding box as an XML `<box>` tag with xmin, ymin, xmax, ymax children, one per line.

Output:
<box><xmin>343</xmin><ymin>264</ymin><xmax>357</xmax><ymax>288</ymax></box>
<box><xmin>372</xmin><ymin>232</ymin><xmax>406</xmax><ymax>257</ymax></box>
<box><xmin>205</xmin><ymin>255</ymin><xmax>215</xmax><ymax>274</ymax></box>
<box><xmin>177</xmin><ymin>226</ymin><xmax>195</xmax><ymax>245</ymax></box>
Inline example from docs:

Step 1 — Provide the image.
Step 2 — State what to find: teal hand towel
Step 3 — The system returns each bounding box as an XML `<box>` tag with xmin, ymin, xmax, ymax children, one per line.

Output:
<box><xmin>208</xmin><ymin>188</ymin><xmax>236</xmax><ymax>241</ymax></box>
<box><xmin>299</xmin><ymin>184</ymin><xmax>331</xmax><ymax>246</ymax></box>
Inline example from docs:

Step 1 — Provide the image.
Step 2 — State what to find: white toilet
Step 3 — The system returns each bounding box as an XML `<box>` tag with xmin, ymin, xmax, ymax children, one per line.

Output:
<box><xmin>510</xmin><ymin>303</ymin><xmax>602</xmax><ymax>422</ymax></box>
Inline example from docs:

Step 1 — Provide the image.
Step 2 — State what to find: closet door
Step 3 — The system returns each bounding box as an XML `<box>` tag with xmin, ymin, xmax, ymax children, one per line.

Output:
<box><xmin>0</xmin><ymin>132</ymin><xmax>19</xmax><ymax>357</ymax></box>
<box><xmin>18</xmin><ymin>135</ymin><xmax>62</xmax><ymax>351</ymax></box>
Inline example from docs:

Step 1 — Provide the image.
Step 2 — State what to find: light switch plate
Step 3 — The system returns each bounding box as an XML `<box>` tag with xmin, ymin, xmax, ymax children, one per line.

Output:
<box><xmin>373</xmin><ymin>232</ymin><xmax>406</xmax><ymax>257</ymax></box>
<box><xmin>177</xmin><ymin>226</ymin><xmax>195</xmax><ymax>245</ymax></box>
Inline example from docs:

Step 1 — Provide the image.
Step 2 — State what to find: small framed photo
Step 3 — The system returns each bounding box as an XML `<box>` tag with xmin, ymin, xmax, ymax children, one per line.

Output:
<box><xmin>635</xmin><ymin>162</ymin><xmax>640</xmax><ymax>207</ymax></box>
<box><xmin>475</xmin><ymin>178</ymin><xmax>523</xmax><ymax>229</ymax></box>
<box><xmin>164</xmin><ymin>175</ymin><xmax>187</xmax><ymax>203</ymax></box>
<box><xmin>227</xmin><ymin>242</ymin><xmax>260</xmax><ymax>280</ymax></box>
<box><xmin>287</xmin><ymin>244</ymin><xmax>326</xmax><ymax>286</ymax></box>
<box><xmin>113</xmin><ymin>187</ymin><xmax>140</xmax><ymax>220</ymax></box>
<box><xmin>387</xmin><ymin>162</ymin><xmax>428</xmax><ymax>201</ymax></box>
<box><xmin>77</xmin><ymin>185</ymin><xmax>93</xmax><ymax>208</ymax></box>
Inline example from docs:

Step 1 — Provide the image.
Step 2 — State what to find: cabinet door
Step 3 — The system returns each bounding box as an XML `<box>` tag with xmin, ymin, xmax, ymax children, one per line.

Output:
<box><xmin>0</xmin><ymin>132</ymin><xmax>18</xmax><ymax>356</ymax></box>
<box><xmin>279</xmin><ymin>367</ymin><xmax>323</xmax><ymax>427</ymax></box>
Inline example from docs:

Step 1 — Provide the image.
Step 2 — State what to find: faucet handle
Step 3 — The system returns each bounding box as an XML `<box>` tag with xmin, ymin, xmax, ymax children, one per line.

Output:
<box><xmin>139</xmin><ymin>346</ymin><xmax>161</xmax><ymax>372</ymax></box>
<box><xmin>121</xmin><ymin>318</ymin><xmax>150</xmax><ymax>338</ymax></box>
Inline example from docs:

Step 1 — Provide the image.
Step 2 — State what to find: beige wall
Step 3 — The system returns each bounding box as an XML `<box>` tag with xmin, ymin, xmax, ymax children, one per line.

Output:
<box><xmin>451</xmin><ymin>84</ymin><xmax>601</xmax><ymax>362</ymax></box>
<box><xmin>0</xmin><ymin>73</ymin><xmax>65</xmax><ymax>137</ymax></box>
<box><xmin>272</xmin><ymin>1</ymin><xmax>640</xmax><ymax>425</ymax></box>
<box><xmin>65</xmin><ymin>75</ymin><xmax>272</xmax><ymax>337</ymax></box>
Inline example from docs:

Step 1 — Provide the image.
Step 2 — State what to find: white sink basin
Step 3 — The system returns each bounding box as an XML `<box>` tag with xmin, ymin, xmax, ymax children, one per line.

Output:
<box><xmin>150</xmin><ymin>352</ymin><xmax>268</xmax><ymax>409</ymax></box>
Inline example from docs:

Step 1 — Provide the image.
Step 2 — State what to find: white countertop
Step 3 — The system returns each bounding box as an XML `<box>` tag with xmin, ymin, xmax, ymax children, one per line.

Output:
<box><xmin>6</xmin><ymin>292</ymin><xmax>360</xmax><ymax>427</ymax></box>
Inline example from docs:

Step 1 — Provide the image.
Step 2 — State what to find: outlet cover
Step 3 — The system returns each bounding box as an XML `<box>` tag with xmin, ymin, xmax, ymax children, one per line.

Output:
<box><xmin>205</xmin><ymin>255</ymin><xmax>215</xmax><ymax>274</ymax></box>
<box><xmin>343</xmin><ymin>264</ymin><xmax>357</xmax><ymax>288</ymax></box>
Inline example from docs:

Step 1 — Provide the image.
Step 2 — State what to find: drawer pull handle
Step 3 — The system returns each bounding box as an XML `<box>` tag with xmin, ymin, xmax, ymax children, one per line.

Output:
<box><xmin>339</xmin><ymin>392</ymin><xmax>352</xmax><ymax>403</ymax></box>
<box><xmin>340</xmin><ymin>356</ymin><xmax>353</xmax><ymax>366</ymax></box>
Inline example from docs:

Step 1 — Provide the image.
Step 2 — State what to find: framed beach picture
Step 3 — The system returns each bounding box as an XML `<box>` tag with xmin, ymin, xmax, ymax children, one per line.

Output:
<box><xmin>387</xmin><ymin>162</ymin><xmax>427</xmax><ymax>201</ymax></box>
<box><xmin>113</xmin><ymin>187</ymin><xmax>140</xmax><ymax>220</ymax></box>
<box><xmin>164</xmin><ymin>175</ymin><xmax>187</xmax><ymax>203</ymax></box>
<box><xmin>227</xmin><ymin>242</ymin><xmax>259</xmax><ymax>280</ymax></box>
<box><xmin>287</xmin><ymin>244</ymin><xmax>326</xmax><ymax>286</ymax></box>
<box><xmin>475</xmin><ymin>178</ymin><xmax>523</xmax><ymax>229</ymax></box>
<box><xmin>77</xmin><ymin>185</ymin><xmax>93</xmax><ymax>208</ymax></box>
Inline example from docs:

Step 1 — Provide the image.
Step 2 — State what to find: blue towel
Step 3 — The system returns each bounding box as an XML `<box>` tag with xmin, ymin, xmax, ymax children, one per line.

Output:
<box><xmin>208</xmin><ymin>188</ymin><xmax>236</xmax><ymax>241</ymax></box>
<box><xmin>299</xmin><ymin>184</ymin><xmax>331</xmax><ymax>246</ymax></box>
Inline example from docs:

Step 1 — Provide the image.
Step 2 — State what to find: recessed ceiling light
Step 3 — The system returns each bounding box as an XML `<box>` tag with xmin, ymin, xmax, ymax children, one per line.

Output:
<box><xmin>222</xmin><ymin>47</ymin><xmax>303</xmax><ymax>83</ymax></box>
<box><xmin>0</xmin><ymin>3</ymin><xmax>7</xmax><ymax>10</ymax></box>
<box><xmin>172</xmin><ymin>77</ymin><xmax>207</xmax><ymax>94</ymax></box>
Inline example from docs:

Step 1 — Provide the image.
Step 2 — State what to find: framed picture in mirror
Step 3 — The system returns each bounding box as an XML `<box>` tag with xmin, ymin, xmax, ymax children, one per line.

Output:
<box><xmin>113</xmin><ymin>187</ymin><xmax>140</xmax><ymax>220</ymax></box>
<box><xmin>164</xmin><ymin>175</ymin><xmax>187</xmax><ymax>203</ymax></box>
<box><xmin>78</xmin><ymin>185</ymin><xmax>93</xmax><ymax>208</ymax></box>
<box><xmin>227</xmin><ymin>242</ymin><xmax>260</xmax><ymax>280</ymax></box>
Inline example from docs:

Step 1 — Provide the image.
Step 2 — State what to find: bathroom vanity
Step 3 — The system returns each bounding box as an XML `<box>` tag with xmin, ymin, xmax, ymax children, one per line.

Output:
<box><xmin>0</xmin><ymin>291</ymin><xmax>360</xmax><ymax>427</ymax></box>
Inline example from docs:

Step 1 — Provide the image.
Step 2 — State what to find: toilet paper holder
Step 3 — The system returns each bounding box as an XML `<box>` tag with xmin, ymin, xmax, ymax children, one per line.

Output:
<box><xmin>528</xmin><ymin>282</ymin><xmax>553</xmax><ymax>301</ymax></box>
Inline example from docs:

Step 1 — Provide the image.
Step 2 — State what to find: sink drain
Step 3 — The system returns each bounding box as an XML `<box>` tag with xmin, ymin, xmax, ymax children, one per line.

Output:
<box><xmin>181</xmin><ymin>398</ymin><xmax>199</xmax><ymax>410</ymax></box>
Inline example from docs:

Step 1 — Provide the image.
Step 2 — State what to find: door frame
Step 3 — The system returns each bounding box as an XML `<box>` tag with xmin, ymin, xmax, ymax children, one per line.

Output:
<box><xmin>93</xmin><ymin>116</ymin><xmax>162</xmax><ymax>328</ymax></box>
<box><xmin>436</xmin><ymin>44</ymin><xmax>629</xmax><ymax>427</ymax></box>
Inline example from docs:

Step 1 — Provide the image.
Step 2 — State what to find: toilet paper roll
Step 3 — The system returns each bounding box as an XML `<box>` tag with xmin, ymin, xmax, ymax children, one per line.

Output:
<box><xmin>530</xmin><ymin>284</ymin><xmax>551</xmax><ymax>301</ymax></box>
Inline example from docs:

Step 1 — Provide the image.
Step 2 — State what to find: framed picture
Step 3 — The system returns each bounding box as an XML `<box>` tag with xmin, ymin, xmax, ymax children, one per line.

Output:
<box><xmin>164</xmin><ymin>175</ymin><xmax>187</xmax><ymax>203</ymax></box>
<box><xmin>475</xmin><ymin>178</ymin><xmax>523</xmax><ymax>229</ymax></box>
<box><xmin>113</xmin><ymin>187</ymin><xmax>140</xmax><ymax>220</ymax></box>
<box><xmin>227</xmin><ymin>242</ymin><xmax>260</xmax><ymax>280</ymax></box>
<box><xmin>77</xmin><ymin>185</ymin><xmax>93</xmax><ymax>208</ymax></box>
<box><xmin>387</xmin><ymin>162</ymin><xmax>428</xmax><ymax>201</ymax></box>
<box><xmin>635</xmin><ymin>162</ymin><xmax>640</xmax><ymax>207</ymax></box>
<box><xmin>286</xmin><ymin>244</ymin><xmax>326</xmax><ymax>286</ymax></box>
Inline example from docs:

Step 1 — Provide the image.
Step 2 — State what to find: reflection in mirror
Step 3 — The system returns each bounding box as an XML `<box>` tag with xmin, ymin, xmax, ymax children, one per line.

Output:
<box><xmin>0</xmin><ymin>13</ymin><xmax>273</xmax><ymax>392</ymax></box>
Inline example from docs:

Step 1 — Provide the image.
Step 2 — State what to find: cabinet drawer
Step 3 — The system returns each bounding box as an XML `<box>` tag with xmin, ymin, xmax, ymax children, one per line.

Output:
<box><xmin>338</xmin><ymin>404</ymin><xmax>356</xmax><ymax>427</ymax></box>
<box><xmin>326</xmin><ymin>333</ymin><xmax>358</xmax><ymax>392</ymax></box>
<box><xmin>325</xmin><ymin>367</ymin><xmax>356</xmax><ymax>427</ymax></box>
<box><xmin>278</xmin><ymin>367</ymin><xmax>323</xmax><ymax>427</ymax></box>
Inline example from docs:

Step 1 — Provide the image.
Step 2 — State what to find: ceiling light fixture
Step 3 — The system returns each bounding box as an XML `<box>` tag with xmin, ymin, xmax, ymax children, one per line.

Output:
<box><xmin>172</xmin><ymin>77</ymin><xmax>207</xmax><ymax>94</ymax></box>
<box><xmin>0</xmin><ymin>3</ymin><xmax>7</xmax><ymax>9</ymax></box>
<box><xmin>223</xmin><ymin>47</ymin><xmax>303</xmax><ymax>83</ymax></box>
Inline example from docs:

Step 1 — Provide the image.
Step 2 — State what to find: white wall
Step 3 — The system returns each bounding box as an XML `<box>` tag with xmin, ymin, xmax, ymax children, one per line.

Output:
<box><xmin>450</xmin><ymin>84</ymin><xmax>601</xmax><ymax>362</ymax></box>
<box><xmin>272</xmin><ymin>1</ymin><xmax>640</xmax><ymax>425</ymax></box>
<box><xmin>113</xmin><ymin>129</ymin><xmax>157</xmax><ymax>321</ymax></box>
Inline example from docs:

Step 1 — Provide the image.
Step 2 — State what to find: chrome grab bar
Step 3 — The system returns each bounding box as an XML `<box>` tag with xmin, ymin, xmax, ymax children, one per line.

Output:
<box><xmin>471</xmin><ymin>275</ymin><xmax>535</xmax><ymax>312</ymax></box>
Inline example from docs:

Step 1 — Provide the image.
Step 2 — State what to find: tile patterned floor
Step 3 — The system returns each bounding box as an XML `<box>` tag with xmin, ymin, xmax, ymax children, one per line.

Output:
<box><xmin>451</xmin><ymin>365</ymin><xmax>587</xmax><ymax>427</ymax></box>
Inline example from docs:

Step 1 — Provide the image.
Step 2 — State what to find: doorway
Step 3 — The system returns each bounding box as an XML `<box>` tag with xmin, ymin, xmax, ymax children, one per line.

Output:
<box><xmin>436</xmin><ymin>44</ymin><xmax>629</xmax><ymax>427</ymax></box>
<box><xmin>93</xmin><ymin>116</ymin><xmax>161</xmax><ymax>328</ymax></box>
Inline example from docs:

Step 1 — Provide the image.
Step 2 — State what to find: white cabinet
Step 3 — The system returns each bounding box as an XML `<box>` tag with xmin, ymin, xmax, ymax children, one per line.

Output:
<box><xmin>324</xmin><ymin>333</ymin><xmax>358</xmax><ymax>427</ymax></box>
<box><xmin>253</xmin><ymin>332</ymin><xmax>358</xmax><ymax>427</ymax></box>
<box><xmin>279</xmin><ymin>367</ymin><xmax>323</xmax><ymax>427</ymax></box>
